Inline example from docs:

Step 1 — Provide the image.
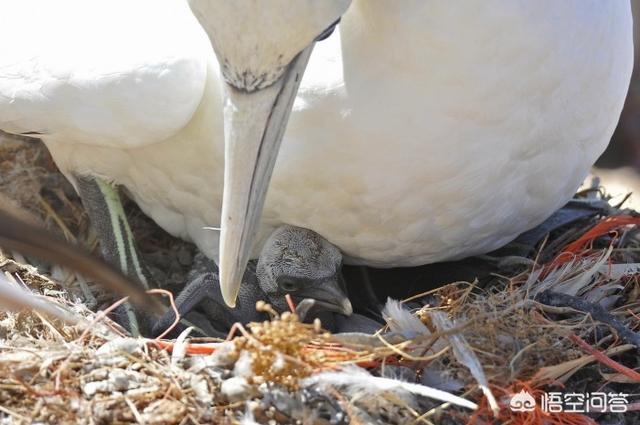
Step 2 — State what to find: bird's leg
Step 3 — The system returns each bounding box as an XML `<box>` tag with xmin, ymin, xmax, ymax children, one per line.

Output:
<box><xmin>75</xmin><ymin>175</ymin><xmax>151</xmax><ymax>335</ymax></box>
<box><xmin>151</xmin><ymin>272</ymin><xmax>226</xmax><ymax>338</ymax></box>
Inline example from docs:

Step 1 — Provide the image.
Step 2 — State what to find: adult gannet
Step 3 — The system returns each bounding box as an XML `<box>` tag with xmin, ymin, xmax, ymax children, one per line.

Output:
<box><xmin>187</xmin><ymin>1</ymin><xmax>634</xmax><ymax>305</ymax></box>
<box><xmin>0</xmin><ymin>1</ymin><xmax>632</xmax><ymax>312</ymax></box>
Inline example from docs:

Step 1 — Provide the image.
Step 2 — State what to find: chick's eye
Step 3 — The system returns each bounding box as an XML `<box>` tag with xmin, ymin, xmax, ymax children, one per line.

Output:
<box><xmin>278</xmin><ymin>278</ymin><xmax>300</xmax><ymax>292</ymax></box>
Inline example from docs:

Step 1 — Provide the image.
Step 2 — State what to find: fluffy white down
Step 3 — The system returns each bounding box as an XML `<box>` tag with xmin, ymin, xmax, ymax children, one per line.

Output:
<box><xmin>0</xmin><ymin>1</ymin><xmax>633</xmax><ymax>268</ymax></box>
<box><xmin>381</xmin><ymin>298</ymin><xmax>428</xmax><ymax>339</ymax></box>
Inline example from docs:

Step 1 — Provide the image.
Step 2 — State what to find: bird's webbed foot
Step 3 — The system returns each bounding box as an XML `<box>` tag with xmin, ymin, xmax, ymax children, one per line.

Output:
<box><xmin>76</xmin><ymin>175</ymin><xmax>151</xmax><ymax>286</ymax></box>
<box><xmin>151</xmin><ymin>272</ymin><xmax>227</xmax><ymax>338</ymax></box>
<box><xmin>75</xmin><ymin>175</ymin><xmax>152</xmax><ymax>335</ymax></box>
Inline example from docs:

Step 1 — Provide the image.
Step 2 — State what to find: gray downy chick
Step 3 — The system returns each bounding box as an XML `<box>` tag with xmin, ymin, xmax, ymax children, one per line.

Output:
<box><xmin>152</xmin><ymin>225</ymin><xmax>363</xmax><ymax>337</ymax></box>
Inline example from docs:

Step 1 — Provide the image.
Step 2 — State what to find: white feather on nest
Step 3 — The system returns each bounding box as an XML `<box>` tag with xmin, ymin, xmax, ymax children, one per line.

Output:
<box><xmin>302</xmin><ymin>365</ymin><xmax>477</xmax><ymax>411</ymax></box>
<box><xmin>382</xmin><ymin>298</ymin><xmax>428</xmax><ymax>338</ymax></box>
<box><xmin>430</xmin><ymin>311</ymin><xmax>499</xmax><ymax>416</ymax></box>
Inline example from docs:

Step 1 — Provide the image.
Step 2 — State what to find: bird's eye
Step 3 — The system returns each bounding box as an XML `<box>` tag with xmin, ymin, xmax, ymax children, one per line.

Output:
<box><xmin>278</xmin><ymin>277</ymin><xmax>300</xmax><ymax>292</ymax></box>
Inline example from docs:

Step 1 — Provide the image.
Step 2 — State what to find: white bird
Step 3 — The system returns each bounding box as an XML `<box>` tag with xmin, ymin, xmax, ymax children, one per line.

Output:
<box><xmin>0</xmin><ymin>1</ymin><xmax>633</xmax><ymax>311</ymax></box>
<box><xmin>189</xmin><ymin>0</ymin><xmax>634</xmax><ymax>305</ymax></box>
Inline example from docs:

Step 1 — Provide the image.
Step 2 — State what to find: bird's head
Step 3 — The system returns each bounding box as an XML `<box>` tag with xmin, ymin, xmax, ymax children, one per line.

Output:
<box><xmin>186</xmin><ymin>0</ymin><xmax>352</xmax><ymax>307</ymax></box>
<box><xmin>256</xmin><ymin>225</ymin><xmax>352</xmax><ymax>317</ymax></box>
<box><xmin>187</xmin><ymin>0</ymin><xmax>349</xmax><ymax>93</ymax></box>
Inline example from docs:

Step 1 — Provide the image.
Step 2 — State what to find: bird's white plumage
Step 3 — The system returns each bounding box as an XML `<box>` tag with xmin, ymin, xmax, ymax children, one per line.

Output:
<box><xmin>0</xmin><ymin>1</ymin><xmax>633</xmax><ymax>267</ymax></box>
<box><xmin>0</xmin><ymin>0</ymin><xmax>208</xmax><ymax>147</ymax></box>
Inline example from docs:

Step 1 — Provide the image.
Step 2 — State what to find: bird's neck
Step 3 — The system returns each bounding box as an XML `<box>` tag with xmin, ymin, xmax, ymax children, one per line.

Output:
<box><xmin>346</xmin><ymin>0</ymin><xmax>425</xmax><ymax>31</ymax></box>
<box><xmin>339</xmin><ymin>0</ymin><xmax>429</xmax><ymax>83</ymax></box>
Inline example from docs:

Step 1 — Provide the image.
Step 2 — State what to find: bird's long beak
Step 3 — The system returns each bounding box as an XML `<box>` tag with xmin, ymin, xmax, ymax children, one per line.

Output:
<box><xmin>219</xmin><ymin>45</ymin><xmax>315</xmax><ymax>307</ymax></box>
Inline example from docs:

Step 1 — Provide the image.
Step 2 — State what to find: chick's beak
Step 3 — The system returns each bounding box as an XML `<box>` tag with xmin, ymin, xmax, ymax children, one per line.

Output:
<box><xmin>299</xmin><ymin>276</ymin><xmax>353</xmax><ymax>316</ymax></box>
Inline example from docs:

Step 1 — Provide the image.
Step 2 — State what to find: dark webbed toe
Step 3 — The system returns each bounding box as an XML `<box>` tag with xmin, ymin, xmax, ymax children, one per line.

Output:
<box><xmin>152</xmin><ymin>272</ymin><xmax>220</xmax><ymax>337</ymax></box>
<box><xmin>331</xmin><ymin>313</ymin><xmax>383</xmax><ymax>334</ymax></box>
<box><xmin>312</xmin><ymin>310</ymin><xmax>383</xmax><ymax>334</ymax></box>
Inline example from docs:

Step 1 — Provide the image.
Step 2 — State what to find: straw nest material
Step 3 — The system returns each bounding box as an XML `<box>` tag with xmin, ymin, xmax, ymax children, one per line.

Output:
<box><xmin>0</xmin><ymin>133</ymin><xmax>639</xmax><ymax>425</ymax></box>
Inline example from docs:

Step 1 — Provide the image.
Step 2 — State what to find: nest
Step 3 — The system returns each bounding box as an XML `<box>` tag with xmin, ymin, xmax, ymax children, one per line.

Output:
<box><xmin>0</xmin><ymin>134</ymin><xmax>639</xmax><ymax>424</ymax></box>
